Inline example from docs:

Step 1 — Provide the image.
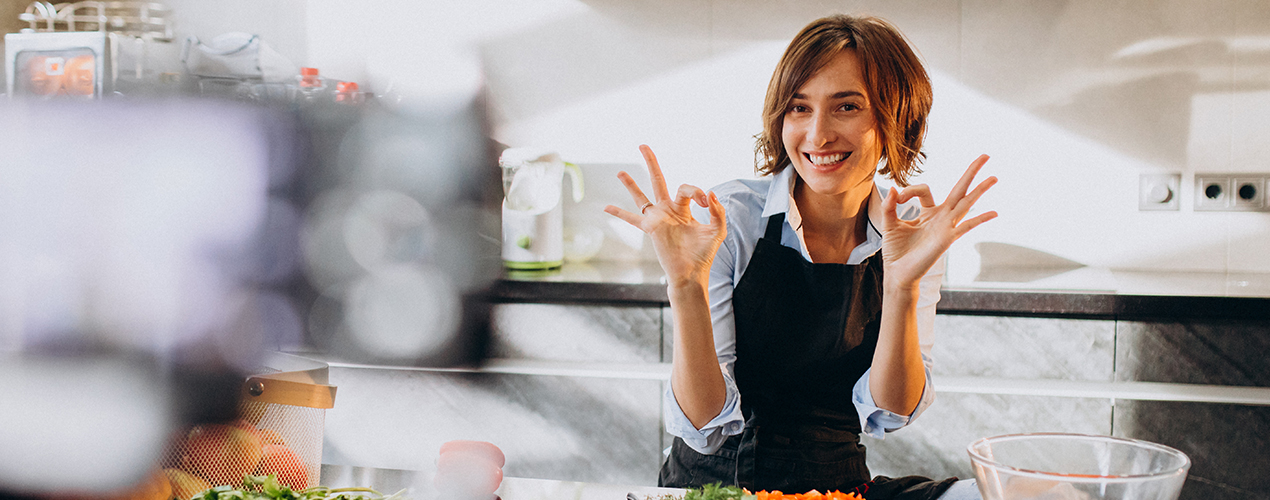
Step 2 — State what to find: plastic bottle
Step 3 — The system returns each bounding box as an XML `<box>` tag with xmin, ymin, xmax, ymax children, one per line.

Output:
<box><xmin>293</xmin><ymin>67</ymin><xmax>327</xmax><ymax>103</ymax></box>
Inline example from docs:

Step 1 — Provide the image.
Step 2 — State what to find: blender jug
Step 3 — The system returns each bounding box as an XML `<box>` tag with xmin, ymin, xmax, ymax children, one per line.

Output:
<box><xmin>499</xmin><ymin>149</ymin><xmax>583</xmax><ymax>270</ymax></box>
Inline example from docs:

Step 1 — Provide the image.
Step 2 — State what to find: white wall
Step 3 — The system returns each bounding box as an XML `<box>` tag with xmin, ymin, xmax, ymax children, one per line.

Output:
<box><xmin>169</xmin><ymin>0</ymin><xmax>1270</xmax><ymax>278</ymax></box>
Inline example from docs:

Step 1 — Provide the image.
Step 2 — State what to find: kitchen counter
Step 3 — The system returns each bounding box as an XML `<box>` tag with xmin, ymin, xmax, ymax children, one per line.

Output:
<box><xmin>319</xmin><ymin>465</ymin><xmax>683</xmax><ymax>500</ymax></box>
<box><xmin>321</xmin><ymin>261</ymin><xmax>1270</xmax><ymax>500</ymax></box>
<box><xmin>488</xmin><ymin>261</ymin><xmax>1270</xmax><ymax>320</ymax></box>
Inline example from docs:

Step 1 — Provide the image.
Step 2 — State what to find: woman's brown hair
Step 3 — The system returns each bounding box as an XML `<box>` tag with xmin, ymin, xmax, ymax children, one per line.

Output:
<box><xmin>754</xmin><ymin>15</ymin><xmax>932</xmax><ymax>187</ymax></box>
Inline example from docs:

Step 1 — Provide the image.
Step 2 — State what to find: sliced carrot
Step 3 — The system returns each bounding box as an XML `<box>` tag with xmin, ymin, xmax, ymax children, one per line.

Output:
<box><xmin>751</xmin><ymin>489</ymin><xmax>863</xmax><ymax>500</ymax></box>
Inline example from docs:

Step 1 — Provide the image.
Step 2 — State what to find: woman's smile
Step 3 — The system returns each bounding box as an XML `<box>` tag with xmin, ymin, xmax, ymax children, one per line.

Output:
<box><xmin>782</xmin><ymin>49</ymin><xmax>881</xmax><ymax>199</ymax></box>
<box><xmin>805</xmin><ymin>151</ymin><xmax>852</xmax><ymax>168</ymax></box>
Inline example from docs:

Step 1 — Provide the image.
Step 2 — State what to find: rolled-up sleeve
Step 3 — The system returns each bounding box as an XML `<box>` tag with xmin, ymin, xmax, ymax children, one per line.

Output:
<box><xmin>850</xmin><ymin>254</ymin><xmax>944</xmax><ymax>438</ymax></box>
<box><xmin>851</xmin><ymin>359</ymin><xmax>935</xmax><ymax>438</ymax></box>
<box><xmin>663</xmin><ymin>367</ymin><xmax>746</xmax><ymax>453</ymax></box>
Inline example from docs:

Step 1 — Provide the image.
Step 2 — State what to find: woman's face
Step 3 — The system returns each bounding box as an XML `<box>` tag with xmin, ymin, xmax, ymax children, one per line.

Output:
<box><xmin>781</xmin><ymin>49</ymin><xmax>881</xmax><ymax>197</ymax></box>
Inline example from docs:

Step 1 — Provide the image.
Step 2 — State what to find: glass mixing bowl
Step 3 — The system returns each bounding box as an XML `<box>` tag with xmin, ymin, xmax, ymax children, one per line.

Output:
<box><xmin>967</xmin><ymin>433</ymin><xmax>1190</xmax><ymax>500</ymax></box>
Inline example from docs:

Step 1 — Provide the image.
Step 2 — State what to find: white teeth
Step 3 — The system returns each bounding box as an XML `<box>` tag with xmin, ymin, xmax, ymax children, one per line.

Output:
<box><xmin>808</xmin><ymin>153</ymin><xmax>847</xmax><ymax>165</ymax></box>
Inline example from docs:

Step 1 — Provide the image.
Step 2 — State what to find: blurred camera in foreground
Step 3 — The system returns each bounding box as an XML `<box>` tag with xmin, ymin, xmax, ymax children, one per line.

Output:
<box><xmin>0</xmin><ymin>93</ymin><xmax>499</xmax><ymax>495</ymax></box>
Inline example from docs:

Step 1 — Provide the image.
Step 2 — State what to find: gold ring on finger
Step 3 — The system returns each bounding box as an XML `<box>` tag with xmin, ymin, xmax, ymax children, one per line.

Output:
<box><xmin>640</xmin><ymin>202</ymin><xmax>654</xmax><ymax>214</ymax></box>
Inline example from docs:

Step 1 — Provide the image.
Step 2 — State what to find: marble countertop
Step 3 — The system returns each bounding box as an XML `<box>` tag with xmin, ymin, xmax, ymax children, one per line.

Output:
<box><xmin>489</xmin><ymin>261</ymin><xmax>1270</xmax><ymax>320</ymax></box>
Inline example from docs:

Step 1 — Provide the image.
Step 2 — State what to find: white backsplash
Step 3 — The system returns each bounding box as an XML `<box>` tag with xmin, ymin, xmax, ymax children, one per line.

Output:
<box><xmin>146</xmin><ymin>0</ymin><xmax>1270</xmax><ymax>275</ymax></box>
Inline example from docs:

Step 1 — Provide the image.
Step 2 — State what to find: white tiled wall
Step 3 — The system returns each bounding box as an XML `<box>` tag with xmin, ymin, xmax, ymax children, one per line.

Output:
<box><xmin>158</xmin><ymin>0</ymin><xmax>1270</xmax><ymax>275</ymax></box>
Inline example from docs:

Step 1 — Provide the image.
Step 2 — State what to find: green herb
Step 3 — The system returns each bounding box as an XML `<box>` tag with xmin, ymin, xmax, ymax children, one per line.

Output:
<box><xmin>191</xmin><ymin>475</ymin><xmax>408</xmax><ymax>500</ymax></box>
<box><xmin>683</xmin><ymin>483</ymin><xmax>753</xmax><ymax>500</ymax></box>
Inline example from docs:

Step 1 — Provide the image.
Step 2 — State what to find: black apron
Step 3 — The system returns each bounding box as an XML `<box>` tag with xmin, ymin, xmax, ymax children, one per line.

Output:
<box><xmin>659</xmin><ymin>213</ymin><xmax>956</xmax><ymax>500</ymax></box>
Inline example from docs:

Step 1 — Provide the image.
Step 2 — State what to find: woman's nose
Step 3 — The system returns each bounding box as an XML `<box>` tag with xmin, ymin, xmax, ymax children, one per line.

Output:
<box><xmin>807</xmin><ymin>111</ymin><xmax>835</xmax><ymax>147</ymax></box>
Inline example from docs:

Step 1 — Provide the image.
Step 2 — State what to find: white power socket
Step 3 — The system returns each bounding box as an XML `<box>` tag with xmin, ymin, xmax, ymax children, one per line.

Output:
<box><xmin>1233</xmin><ymin>177</ymin><xmax>1266</xmax><ymax>210</ymax></box>
<box><xmin>1195</xmin><ymin>175</ymin><xmax>1231</xmax><ymax>211</ymax></box>
<box><xmin>1195</xmin><ymin>174</ymin><xmax>1269</xmax><ymax>211</ymax></box>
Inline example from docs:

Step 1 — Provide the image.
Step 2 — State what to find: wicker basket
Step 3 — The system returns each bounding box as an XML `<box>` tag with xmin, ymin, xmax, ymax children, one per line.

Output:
<box><xmin>163</xmin><ymin>353</ymin><xmax>337</xmax><ymax>494</ymax></box>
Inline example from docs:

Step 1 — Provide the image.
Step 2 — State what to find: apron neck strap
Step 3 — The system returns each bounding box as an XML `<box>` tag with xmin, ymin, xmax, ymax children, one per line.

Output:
<box><xmin>764</xmin><ymin>213</ymin><xmax>785</xmax><ymax>241</ymax></box>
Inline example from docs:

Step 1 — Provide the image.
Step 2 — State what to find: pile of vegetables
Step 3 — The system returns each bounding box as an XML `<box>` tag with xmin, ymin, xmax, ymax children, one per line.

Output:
<box><xmin>681</xmin><ymin>483</ymin><xmax>749</xmax><ymax>500</ymax></box>
<box><xmin>680</xmin><ymin>483</ymin><xmax>863</xmax><ymax>500</ymax></box>
<box><xmin>164</xmin><ymin>417</ymin><xmax>312</xmax><ymax>499</ymax></box>
<box><xmin>189</xmin><ymin>474</ymin><xmax>406</xmax><ymax>500</ymax></box>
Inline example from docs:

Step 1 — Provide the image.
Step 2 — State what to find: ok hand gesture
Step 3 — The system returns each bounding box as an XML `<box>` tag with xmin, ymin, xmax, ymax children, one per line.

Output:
<box><xmin>604</xmin><ymin>145</ymin><xmax>728</xmax><ymax>288</ymax></box>
<box><xmin>879</xmin><ymin>154</ymin><xmax>998</xmax><ymax>289</ymax></box>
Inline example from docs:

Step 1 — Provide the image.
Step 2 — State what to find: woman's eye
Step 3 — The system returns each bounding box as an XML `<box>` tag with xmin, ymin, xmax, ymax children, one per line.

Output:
<box><xmin>839</xmin><ymin>103</ymin><xmax>860</xmax><ymax>111</ymax></box>
<box><xmin>787</xmin><ymin>104</ymin><xmax>808</xmax><ymax>114</ymax></box>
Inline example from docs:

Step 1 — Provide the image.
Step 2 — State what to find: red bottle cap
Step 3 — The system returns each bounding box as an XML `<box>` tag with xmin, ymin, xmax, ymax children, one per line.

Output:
<box><xmin>336</xmin><ymin>81</ymin><xmax>358</xmax><ymax>93</ymax></box>
<box><xmin>300</xmin><ymin>67</ymin><xmax>319</xmax><ymax>76</ymax></box>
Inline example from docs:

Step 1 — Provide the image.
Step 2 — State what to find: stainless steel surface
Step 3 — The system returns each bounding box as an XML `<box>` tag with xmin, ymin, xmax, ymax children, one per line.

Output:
<box><xmin>320</xmin><ymin>464</ymin><xmax>428</xmax><ymax>494</ymax></box>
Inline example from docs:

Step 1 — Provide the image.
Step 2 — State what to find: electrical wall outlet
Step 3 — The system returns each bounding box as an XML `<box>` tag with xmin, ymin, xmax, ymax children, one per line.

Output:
<box><xmin>1195</xmin><ymin>175</ymin><xmax>1231</xmax><ymax>211</ymax></box>
<box><xmin>1195</xmin><ymin>174</ymin><xmax>1269</xmax><ymax>211</ymax></box>
<box><xmin>1139</xmin><ymin>173</ymin><xmax>1180</xmax><ymax>211</ymax></box>
<box><xmin>1233</xmin><ymin>177</ymin><xmax>1265</xmax><ymax>210</ymax></box>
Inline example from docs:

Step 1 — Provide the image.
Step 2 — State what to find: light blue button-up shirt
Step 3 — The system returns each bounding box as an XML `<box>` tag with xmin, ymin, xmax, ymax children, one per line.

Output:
<box><xmin>662</xmin><ymin>166</ymin><xmax>943</xmax><ymax>455</ymax></box>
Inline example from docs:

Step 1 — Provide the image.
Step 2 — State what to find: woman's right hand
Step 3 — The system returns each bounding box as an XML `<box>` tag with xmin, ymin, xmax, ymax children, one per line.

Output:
<box><xmin>604</xmin><ymin>145</ymin><xmax>727</xmax><ymax>288</ymax></box>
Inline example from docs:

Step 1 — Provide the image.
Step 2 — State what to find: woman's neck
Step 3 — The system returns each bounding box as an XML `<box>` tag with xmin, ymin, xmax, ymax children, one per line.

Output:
<box><xmin>793</xmin><ymin>177</ymin><xmax>875</xmax><ymax>262</ymax></box>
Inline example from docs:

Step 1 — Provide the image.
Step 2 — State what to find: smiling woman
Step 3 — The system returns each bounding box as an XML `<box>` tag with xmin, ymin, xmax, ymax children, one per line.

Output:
<box><xmin>604</xmin><ymin>13</ymin><xmax>997</xmax><ymax>500</ymax></box>
<box><xmin>756</xmin><ymin>16</ymin><xmax>932</xmax><ymax>189</ymax></box>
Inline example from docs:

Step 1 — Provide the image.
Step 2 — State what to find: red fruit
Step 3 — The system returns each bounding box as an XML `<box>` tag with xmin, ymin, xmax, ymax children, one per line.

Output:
<box><xmin>254</xmin><ymin>443</ymin><xmax>309</xmax><ymax>490</ymax></box>
<box><xmin>181</xmin><ymin>424</ymin><xmax>264</xmax><ymax>486</ymax></box>
<box><xmin>228</xmin><ymin>419</ymin><xmax>288</xmax><ymax>445</ymax></box>
<box><xmin>439</xmin><ymin>440</ymin><xmax>505</xmax><ymax>468</ymax></box>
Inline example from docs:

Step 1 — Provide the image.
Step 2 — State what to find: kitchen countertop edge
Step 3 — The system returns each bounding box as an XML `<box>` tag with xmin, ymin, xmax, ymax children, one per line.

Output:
<box><xmin>487</xmin><ymin>273</ymin><xmax>1270</xmax><ymax>321</ymax></box>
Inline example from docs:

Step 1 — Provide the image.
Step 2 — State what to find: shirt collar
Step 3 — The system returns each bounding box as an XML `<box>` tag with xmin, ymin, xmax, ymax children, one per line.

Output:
<box><xmin>760</xmin><ymin>166</ymin><xmax>797</xmax><ymax>218</ymax></box>
<box><xmin>759</xmin><ymin>165</ymin><xmax>882</xmax><ymax>227</ymax></box>
<box><xmin>759</xmin><ymin>166</ymin><xmax>884</xmax><ymax>259</ymax></box>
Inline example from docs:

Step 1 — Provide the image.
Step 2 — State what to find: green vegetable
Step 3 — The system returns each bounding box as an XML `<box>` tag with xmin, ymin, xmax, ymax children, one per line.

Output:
<box><xmin>683</xmin><ymin>483</ymin><xmax>754</xmax><ymax>500</ymax></box>
<box><xmin>191</xmin><ymin>475</ymin><xmax>408</xmax><ymax>500</ymax></box>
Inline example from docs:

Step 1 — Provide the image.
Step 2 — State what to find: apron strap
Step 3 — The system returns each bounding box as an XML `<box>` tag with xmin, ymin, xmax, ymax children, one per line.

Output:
<box><xmin>734</xmin><ymin>423</ymin><xmax>758</xmax><ymax>491</ymax></box>
<box><xmin>763</xmin><ymin>213</ymin><xmax>785</xmax><ymax>241</ymax></box>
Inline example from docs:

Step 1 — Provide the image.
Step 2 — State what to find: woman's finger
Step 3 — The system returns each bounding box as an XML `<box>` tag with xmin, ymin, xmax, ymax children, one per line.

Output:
<box><xmin>953</xmin><ymin>210</ymin><xmax>999</xmax><ymax>238</ymax></box>
<box><xmin>616</xmin><ymin>171</ymin><xmax>652</xmax><ymax>207</ymax></box>
<box><xmin>880</xmin><ymin>186</ymin><xmax>901</xmax><ymax>228</ymax></box>
<box><xmin>896</xmin><ymin>184</ymin><xmax>936</xmax><ymax>209</ymax></box>
<box><xmin>707</xmin><ymin>191</ymin><xmax>727</xmax><ymax>233</ymax></box>
<box><xmin>947</xmin><ymin>154</ymin><xmax>990</xmax><ymax>204</ymax></box>
<box><xmin>640</xmin><ymin>145</ymin><xmax>672</xmax><ymax>202</ymax></box>
<box><xmin>675</xmin><ymin>184</ymin><xmax>708</xmax><ymax>208</ymax></box>
<box><xmin>950</xmin><ymin>176</ymin><xmax>998</xmax><ymax>221</ymax></box>
<box><xmin>603</xmin><ymin>205</ymin><xmax>645</xmax><ymax>229</ymax></box>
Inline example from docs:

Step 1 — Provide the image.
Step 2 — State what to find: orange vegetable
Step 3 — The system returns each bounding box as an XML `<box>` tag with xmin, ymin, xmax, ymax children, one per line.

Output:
<box><xmin>752</xmin><ymin>490</ymin><xmax>862</xmax><ymax>500</ymax></box>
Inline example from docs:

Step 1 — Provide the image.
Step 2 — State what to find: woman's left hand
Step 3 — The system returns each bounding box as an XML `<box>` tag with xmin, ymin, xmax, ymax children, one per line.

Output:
<box><xmin>879</xmin><ymin>154</ymin><xmax>998</xmax><ymax>290</ymax></box>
